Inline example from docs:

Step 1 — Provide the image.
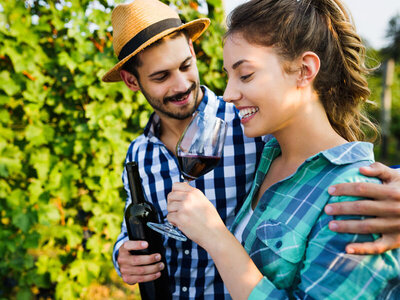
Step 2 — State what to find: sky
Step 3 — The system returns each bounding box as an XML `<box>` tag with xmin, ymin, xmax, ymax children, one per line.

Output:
<box><xmin>223</xmin><ymin>0</ymin><xmax>400</xmax><ymax>50</ymax></box>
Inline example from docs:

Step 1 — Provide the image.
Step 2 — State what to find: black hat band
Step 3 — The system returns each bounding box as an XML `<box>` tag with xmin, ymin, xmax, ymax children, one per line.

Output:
<box><xmin>118</xmin><ymin>18</ymin><xmax>183</xmax><ymax>60</ymax></box>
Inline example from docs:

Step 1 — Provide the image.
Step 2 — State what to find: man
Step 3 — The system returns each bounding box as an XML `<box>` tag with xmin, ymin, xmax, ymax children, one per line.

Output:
<box><xmin>102</xmin><ymin>0</ymin><xmax>400</xmax><ymax>298</ymax></box>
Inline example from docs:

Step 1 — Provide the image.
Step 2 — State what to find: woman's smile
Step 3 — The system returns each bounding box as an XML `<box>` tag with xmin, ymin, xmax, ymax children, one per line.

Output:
<box><xmin>237</xmin><ymin>106</ymin><xmax>259</xmax><ymax>124</ymax></box>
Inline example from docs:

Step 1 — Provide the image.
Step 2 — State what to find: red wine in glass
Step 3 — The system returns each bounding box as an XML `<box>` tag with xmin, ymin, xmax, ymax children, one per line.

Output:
<box><xmin>177</xmin><ymin>154</ymin><xmax>221</xmax><ymax>181</ymax></box>
<box><xmin>147</xmin><ymin>111</ymin><xmax>227</xmax><ymax>241</ymax></box>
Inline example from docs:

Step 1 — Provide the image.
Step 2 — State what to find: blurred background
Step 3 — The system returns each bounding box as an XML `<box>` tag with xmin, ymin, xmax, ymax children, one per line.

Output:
<box><xmin>0</xmin><ymin>0</ymin><xmax>399</xmax><ymax>299</ymax></box>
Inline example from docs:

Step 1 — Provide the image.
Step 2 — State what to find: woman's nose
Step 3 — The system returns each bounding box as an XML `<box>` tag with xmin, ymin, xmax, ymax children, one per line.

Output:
<box><xmin>223</xmin><ymin>80</ymin><xmax>240</xmax><ymax>103</ymax></box>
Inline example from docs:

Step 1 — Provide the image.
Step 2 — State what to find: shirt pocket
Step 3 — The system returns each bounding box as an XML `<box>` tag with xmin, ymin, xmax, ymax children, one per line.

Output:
<box><xmin>248</xmin><ymin>219</ymin><xmax>307</xmax><ymax>288</ymax></box>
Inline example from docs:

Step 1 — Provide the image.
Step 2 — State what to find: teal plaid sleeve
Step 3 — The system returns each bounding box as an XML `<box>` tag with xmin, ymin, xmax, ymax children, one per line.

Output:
<box><xmin>248</xmin><ymin>172</ymin><xmax>400</xmax><ymax>299</ymax></box>
<box><xmin>250</xmin><ymin>217</ymin><xmax>399</xmax><ymax>298</ymax></box>
<box><xmin>231</xmin><ymin>140</ymin><xmax>400</xmax><ymax>299</ymax></box>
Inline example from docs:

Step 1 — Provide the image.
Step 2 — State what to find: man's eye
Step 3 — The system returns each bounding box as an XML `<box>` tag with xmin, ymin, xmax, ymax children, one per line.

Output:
<box><xmin>240</xmin><ymin>73</ymin><xmax>253</xmax><ymax>81</ymax></box>
<box><xmin>181</xmin><ymin>64</ymin><xmax>191</xmax><ymax>71</ymax></box>
<box><xmin>154</xmin><ymin>74</ymin><xmax>168</xmax><ymax>81</ymax></box>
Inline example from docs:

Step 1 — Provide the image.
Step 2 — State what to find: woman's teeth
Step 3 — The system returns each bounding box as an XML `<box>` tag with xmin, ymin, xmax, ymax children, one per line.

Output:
<box><xmin>239</xmin><ymin>107</ymin><xmax>259</xmax><ymax>118</ymax></box>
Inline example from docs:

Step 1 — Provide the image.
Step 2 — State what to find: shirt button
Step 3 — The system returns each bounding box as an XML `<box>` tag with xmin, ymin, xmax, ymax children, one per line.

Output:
<box><xmin>184</xmin><ymin>250</ymin><xmax>190</xmax><ymax>255</ymax></box>
<box><xmin>275</xmin><ymin>241</ymin><xmax>282</xmax><ymax>248</ymax></box>
<box><xmin>182</xmin><ymin>286</ymin><xmax>188</xmax><ymax>292</ymax></box>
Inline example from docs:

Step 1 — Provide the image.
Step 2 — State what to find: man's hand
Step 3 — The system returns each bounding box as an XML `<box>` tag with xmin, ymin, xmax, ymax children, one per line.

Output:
<box><xmin>117</xmin><ymin>240</ymin><xmax>165</xmax><ymax>285</ymax></box>
<box><xmin>325</xmin><ymin>162</ymin><xmax>400</xmax><ymax>255</ymax></box>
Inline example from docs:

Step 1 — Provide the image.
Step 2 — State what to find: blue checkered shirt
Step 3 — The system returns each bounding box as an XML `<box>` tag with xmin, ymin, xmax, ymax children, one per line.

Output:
<box><xmin>231</xmin><ymin>138</ymin><xmax>400</xmax><ymax>299</ymax></box>
<box><xmin>113</xmin><ymin>86</ymin><xmax>267</xmax><ymax>299</ymax></box>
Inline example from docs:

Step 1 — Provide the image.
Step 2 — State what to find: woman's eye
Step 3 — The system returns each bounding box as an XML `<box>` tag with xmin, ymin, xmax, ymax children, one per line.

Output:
<box><xmin>240</xmin><ymin>73</ymin><xmax>253</xmax><ymax>81</ymax></box>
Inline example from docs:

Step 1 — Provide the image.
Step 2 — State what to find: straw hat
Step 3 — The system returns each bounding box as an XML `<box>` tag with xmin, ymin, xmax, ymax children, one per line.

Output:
<box><xmin>102</xmin><ymin>0</ymin><xmax>210</xmax><ymax>82</ymax></box>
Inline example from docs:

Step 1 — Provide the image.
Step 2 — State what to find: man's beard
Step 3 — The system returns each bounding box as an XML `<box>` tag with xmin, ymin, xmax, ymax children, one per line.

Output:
<box><xmin>139</xmin><ymin>81</ymin><xmax>200</xmax><ymax>120</ymax></box>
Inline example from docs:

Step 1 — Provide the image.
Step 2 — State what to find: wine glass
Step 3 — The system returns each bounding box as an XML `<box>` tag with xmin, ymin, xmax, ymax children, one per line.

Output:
<box><xmin>147</xmin><ymin>111</ymin><xmax>228</xmax><ymax>241</ymax></box>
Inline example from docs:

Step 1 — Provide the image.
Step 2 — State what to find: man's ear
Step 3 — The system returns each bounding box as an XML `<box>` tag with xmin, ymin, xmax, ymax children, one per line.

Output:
<box><xmin>297</xmin><ymin>51</ymin><xmax>320</xmax><ymax>88</ymax></box>
<box><xmin>120</xmin><ymin>69</ymin><xmax>141</xmax><ymax>92</ymax></box>
<box><xmin>188</xmin><ymin>39</ymin><xmax>196</xmax><ymax>60</ymax></box>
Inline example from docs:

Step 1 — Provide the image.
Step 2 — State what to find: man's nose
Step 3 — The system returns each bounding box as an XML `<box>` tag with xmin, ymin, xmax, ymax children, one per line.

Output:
<box><xmin>171</xmin><ymin>72</ymin><xmax>191</xmax><ymax>93</ymax></box>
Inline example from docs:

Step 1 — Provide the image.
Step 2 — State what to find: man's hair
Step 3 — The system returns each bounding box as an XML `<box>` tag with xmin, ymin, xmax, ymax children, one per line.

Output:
<box><xmin>121</xmin><ymin>30</ymin><xmax>191</xmax><ymax>80</ymax></box>
<box><xmin>226</xmin><ymin>0</ymin><xmax>377</xmax><ymax>142</ymax></box>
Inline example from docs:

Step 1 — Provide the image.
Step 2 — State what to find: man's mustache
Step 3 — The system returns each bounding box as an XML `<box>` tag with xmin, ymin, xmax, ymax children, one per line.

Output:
<box><xmin>164</xmin><ymin>83</ymin><xmax>196</xmax><ymax>103</ymax></box>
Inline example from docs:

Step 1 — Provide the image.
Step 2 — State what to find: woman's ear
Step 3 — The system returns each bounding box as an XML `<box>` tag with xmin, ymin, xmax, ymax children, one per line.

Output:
<box><xmin>120</xmin><ymin>69</ymin><xmax>141</xmax><ymax>92</ymax></box>
<box><xmin>297</xmin><ymin>51</ymin><xmax>320</xmax><ymax>88</ymax></box>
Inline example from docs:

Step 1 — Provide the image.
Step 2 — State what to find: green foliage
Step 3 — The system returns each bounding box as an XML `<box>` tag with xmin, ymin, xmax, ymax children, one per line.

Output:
<box><xmin>1</xmin><ymin>0</ymin><xmax>398</xmax><ymax>298</ymax></box>
<box><xmin>381</xmin><ymin>14</ymin><xmax>400</xmax><ymax>62</ymax></box>
<box><xmin>366</xmin><ymin>49</ymin><xmax>400</xmax><ymax>165</ymax></box>
<box><xmin>0</xmin><ymin>0</ymin><xmax>226</xmax><ymax>298</ymax></box>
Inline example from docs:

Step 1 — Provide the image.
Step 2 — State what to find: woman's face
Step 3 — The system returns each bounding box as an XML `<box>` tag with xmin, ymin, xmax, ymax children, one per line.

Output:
<box><xmin>223</xmin><ymin>33</ymin><xmax>303</xmax><ymax>138</ymax></box>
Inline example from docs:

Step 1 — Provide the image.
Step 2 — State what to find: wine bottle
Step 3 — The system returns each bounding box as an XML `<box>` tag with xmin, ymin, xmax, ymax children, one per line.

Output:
<box><xmin>125</xmin><ymin>161</ymin><xmax>171</xmax><ymax>300</ymax></box>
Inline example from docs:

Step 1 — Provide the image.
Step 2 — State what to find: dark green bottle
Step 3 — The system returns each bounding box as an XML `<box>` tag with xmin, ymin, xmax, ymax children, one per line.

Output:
<box><xmin>124</xmin><ymin>161</ymin><xmax>171</xmax><ymax>300</ymax></box>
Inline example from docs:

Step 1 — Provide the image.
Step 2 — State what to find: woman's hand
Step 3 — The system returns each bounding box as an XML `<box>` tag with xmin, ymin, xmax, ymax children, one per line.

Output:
<box><xmin>325</xmin><ymin>162</ymin><xmax>400</xmax><ymax>254</ymax></box>
<box><xmin>168</xmin><ymin>184</ymin><xmax>263</xmax><ymax>299</ymax></box>
<box><xmin>167</xmin><ymin>182</ymin><xmax>227</xmax><ymax>248</ymax></box>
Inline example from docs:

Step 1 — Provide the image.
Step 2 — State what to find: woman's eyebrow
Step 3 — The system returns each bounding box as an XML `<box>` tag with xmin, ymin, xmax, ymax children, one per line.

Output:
<box><xmin>223</xmin><ymin>59</ymin><xmax>248</xmax><ymax>73</ymax></box>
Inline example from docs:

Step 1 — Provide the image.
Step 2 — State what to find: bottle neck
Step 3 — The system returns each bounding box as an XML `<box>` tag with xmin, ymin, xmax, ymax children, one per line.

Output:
<box><xmin>126</xmin><ymin>162</ymin><xmax>146</xmax><ymax>205</ymax></box>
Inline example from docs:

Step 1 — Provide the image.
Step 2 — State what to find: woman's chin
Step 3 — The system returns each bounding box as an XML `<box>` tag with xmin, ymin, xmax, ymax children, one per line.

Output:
<box><xmin>244</xmin><ymin>128</ymin><xmax>263</xmax><ymax>139</ymax></box>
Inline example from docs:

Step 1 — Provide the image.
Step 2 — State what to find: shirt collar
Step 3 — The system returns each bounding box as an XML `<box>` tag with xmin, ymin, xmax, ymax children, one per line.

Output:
<box><xmin>143</xmin><ymin>112</ymin><xmax>161</xmax><ymax>142</ymax></box>
<box><xmin>195</xmin><ymin>85</ymin><xmax>219</xmax><ymax>115</ymax></box>
<box><xmin>143</xmin><ymin>85</ymin><xmax>219</xmax><ymax>142</ymax></box>
<box><xmin>264</xmin><ymin>138</ymin><xmax>374</xmax><ymax>165</ymax></box>
<box><xmin>318</xmin><ymin>141</ymin><xmax>374</xmax><ymax>165</ymax></box>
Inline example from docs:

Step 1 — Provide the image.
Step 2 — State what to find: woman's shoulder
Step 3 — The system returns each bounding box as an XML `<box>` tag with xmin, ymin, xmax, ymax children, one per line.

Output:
<box><xmin>330</xmin><ymin>163</ymin><xmax>381</xmax><ymax>186</ymax></box>
<box><xmin>319</xmin><ymin>141</ymin><xmax>378</xmax><ymax>186</ymax></box>
<box><xmin>326</xmin><ymin>165</ymin><xmax>381</xmax><ymax>206</ymax></box>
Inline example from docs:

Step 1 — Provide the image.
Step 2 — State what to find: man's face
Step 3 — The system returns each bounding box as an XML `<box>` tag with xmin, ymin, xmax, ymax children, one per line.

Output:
<box><xmin>135</xmin><ymin>35</ymin><xmax>201</xmax><ymax>120</ymax></box>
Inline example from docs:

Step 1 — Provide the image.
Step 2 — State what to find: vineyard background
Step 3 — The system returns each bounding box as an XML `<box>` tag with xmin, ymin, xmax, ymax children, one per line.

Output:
<box><xmin>0</xmin><ymin>0</ymin><xmax>399</xmax><ymax>299</ymax></box>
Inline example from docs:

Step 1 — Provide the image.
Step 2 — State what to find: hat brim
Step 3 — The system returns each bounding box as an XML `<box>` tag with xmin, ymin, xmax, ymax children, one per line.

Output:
<box><xmin>102</xmin><ymin>18</ymin><xmax>210</xmax><ymax>82</ymax></box>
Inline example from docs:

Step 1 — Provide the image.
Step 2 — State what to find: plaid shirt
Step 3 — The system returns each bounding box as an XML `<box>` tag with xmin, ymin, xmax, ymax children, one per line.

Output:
<box><xmin>231</xmin><ymin>138</ymin><xmax>400</xmax><ymax>299</ymax></box>
<box><xmin>113</xmin><ymin>86</ymin><xmax>266</xmax><ymax>299</ymax></box>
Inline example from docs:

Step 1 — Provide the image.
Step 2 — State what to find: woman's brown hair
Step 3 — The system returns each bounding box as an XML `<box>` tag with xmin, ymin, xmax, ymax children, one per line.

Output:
<box><xmin>226</xmin><ymin>0</ymin><xmax>378</xmax><ymax>141</ymax></box>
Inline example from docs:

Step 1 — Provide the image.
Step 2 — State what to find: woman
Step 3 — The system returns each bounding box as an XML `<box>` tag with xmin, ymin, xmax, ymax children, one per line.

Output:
<box><xmin>167</xmin><ymin>0</ymin><xmax>400</xmax><ymax>298</ymax></box>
